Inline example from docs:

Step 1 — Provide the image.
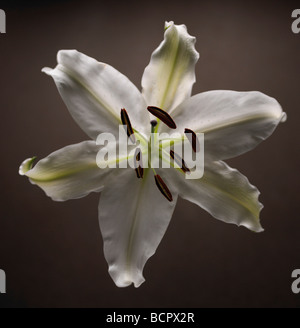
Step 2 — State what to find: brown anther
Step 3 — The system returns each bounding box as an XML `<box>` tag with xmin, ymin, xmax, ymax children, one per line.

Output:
<box><xmin>135</xmin><ymin>166</ymin><xmax>144</xmax><ymax>179</ymax></box>
<box><xmin>121</xmin><ymin>108</ymin><xmax>136</xmax><ymax>143</ymax></box>
<box><xmin>184</xmin><ymin>128</ymin><xmax>199</xmax><ymax>153</ymax></box>
<box><xmin>135</xmin><ymin>148</ymin><xmax>141</xmax><ymax>162</ymax></box>
<box><xmin>134</xmin><ymin>148</ymin><xmax>143</xmax><ymax>179</ymax></box>
<box><xmin>154</xmin><ymin>174</ymin><xmax>173</xmax><ymax>202</ymax></box>
<box><xmin>147</xmin><ymin>106</ymin><xmax>177</xmax><ymax>129</ymax></box>
<box><xmin>170</xmin><ymin>150</ymin><xmax>190</xmax><ymax>173</ymax></box>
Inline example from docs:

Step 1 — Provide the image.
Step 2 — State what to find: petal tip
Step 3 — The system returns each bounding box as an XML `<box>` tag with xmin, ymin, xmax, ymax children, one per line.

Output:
<box><xmin>109</xmin><ymin>267</ymin><xmax>145</xmax><ymax>288</ymax></box>
<box><xmin>252</xmin><ymin>225</ymin><xmax>264</xmax><ymax>233</ymax></box>
<box><xmin>41</xmin><ymin>67</ymin><xmax>52</xmax><ymax>75</ymax></box>
<box><xmin>280</xmin><ymin>112</ymin><xmax>287</xmax><ymax>123</ymax></box>
<box><xmin>239</xmin><ymin>221</ymin><xmax>264</xmax><ymax>233</ymax></box>
<box><xmin>56</xmin><ymin>49</ymin><xmax>82</xmax><ymax>67</ymax></box>
<box><xmin>164</xmin><ymin>21</ymin><xmax>174</xmax><ymax>31</ymax></box>
<box><xmin>257</xmin><ymin>227</ymin><xmax>265</xmax><ymax>233</ymax></box>
<box><xmin>19</xmin><ymin>157</ymin><xmax>36</xmax><ymax>176</ymax></box>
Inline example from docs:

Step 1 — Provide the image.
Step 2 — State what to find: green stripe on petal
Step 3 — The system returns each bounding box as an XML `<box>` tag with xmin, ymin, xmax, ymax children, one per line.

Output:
<box><xmin>20</xmin><ymin>141</ymin><xmax>111</xmax><ymax>201</ymax></box>
<box><xmin>99</xmin><ymin>168</ymin><xmax>178</xmax><ymax>287</ymax></box>
<box><xmin>43</xmin><ymin>50</ymin><xmax>149</xmax><ymax>140</ymax></box>
<box><xmin>169</xmin><ymin>90</ymin><xmax>286</xmax><ymax>161</ymax></box>
<box><xmin>161</xmin><ymin>161</ymin><xmax>264</xmax><ymax>233</ymax></box>
<box><xmin>141</xmin><ymin>21</ymin><xmax>199</xmax><ymax>113</ymax></box>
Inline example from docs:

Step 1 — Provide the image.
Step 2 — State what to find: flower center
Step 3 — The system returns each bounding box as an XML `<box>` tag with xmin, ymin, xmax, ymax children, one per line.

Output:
<box><xmin>120</xmin><ymin>107</ymin><xmax>198</xmax><ymax>202</ymax></box>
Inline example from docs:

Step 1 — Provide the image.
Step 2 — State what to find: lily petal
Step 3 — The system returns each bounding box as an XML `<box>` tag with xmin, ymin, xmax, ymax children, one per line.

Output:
<box><xmin>43</xmin><ymin>50</ymin><xmax>149</xmax><ymax>140</ymax></box>
<box><xmin>20</xmin><ymin>141</ymin><xmax>111</xmax><ymax>201</ymax></box>
<box><xmin>141</xmin><ymin>21</ymin><xmax>199</xmax><ymax>113</ymax></box>
<box><xmin>162</xmin><ymin>161</ymin><xmax>263</xmax><ymax>232</ymax></box>
<box><xmin>98</xmin><ymin>169</ymin><xmax>178</xmax><ymax>287</ymax></box>
<box><xmin>170</xmin><ymin>90</ymin><xmax>286</xmax><ymax>160</ymax></box>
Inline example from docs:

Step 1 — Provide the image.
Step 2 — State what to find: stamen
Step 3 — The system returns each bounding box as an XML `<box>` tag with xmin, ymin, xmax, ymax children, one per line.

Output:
<box><xmin>121</xmin><ymin>108</ymin><xmax>135</xmax><ymax>143</ymax></box>
<box><xmin>147</xmin><ymin>106</ymin><xmax>177</xmax><ymax>129</ymax></box>
<box><xmin>184</xmin><ymin>128</ymin><xmax>199</xmax><ymax>153</ymax></box>
<box><xmin>135</xmin><ymin>166</ymin><xmax>144</xmax><ymax>179</ymax></box>
<box><xmin>135</xmin><ymin>148</ymin><xmax>141</xmax><ymax>162</ymax></box>
<box><xmin>170</xmin><ymin>150</ymin><xmax>190</xmax><ymax>173</ymax></box>
<box><xmin>154</xmin><ymin>174</ymin><xmax>173</xmax><ymax>202</ymax></box>
<box><xmin>134</xmin><ymin>148</ymin><xmax>143</xmax><ymax>179</ymax></box>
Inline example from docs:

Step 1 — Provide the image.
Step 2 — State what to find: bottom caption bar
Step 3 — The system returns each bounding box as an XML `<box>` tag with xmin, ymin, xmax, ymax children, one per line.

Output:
<box><xmin>103</xmin><ymin>310</ymin><xmax>199</xmax><ymax>325</ymax></box>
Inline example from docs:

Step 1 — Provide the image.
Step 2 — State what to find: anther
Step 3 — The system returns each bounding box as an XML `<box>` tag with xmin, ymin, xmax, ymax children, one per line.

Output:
<box><xmin>134</xmin><ymin>148</ymin><xmax>143</xmax><ymax>179</ymax></box>
<box><xmin>184</xmin><ymin>128</ymin><xmax>199</xmax><ymax>153</ymax></box>
<box><xmin>147</xmin><ymin>106</ymin><xmax>177</xmax><ymax>129</ymax></box>
<box><xmin>135</xmin><ymin>166</ymin><xmax>144</xmax><ymax>179</ymax></box>
<box><xmin>154</xmin><ymin>174</ymin><xmax>173</xmax><ymax>202</ymax></box>
<box><xmin>170</xmin><ymin>150</ymin><xmax>190</xmax><ymax>173</ymax></box>
<box><xmin>121</xmin><ymin>108</ymin><xmax>136</xmax><ymax>143</ymax></box>
<box><xmin>135</xmin><ymin>148</ymin><xmax>141</xmax><ymax>162</ymax></box>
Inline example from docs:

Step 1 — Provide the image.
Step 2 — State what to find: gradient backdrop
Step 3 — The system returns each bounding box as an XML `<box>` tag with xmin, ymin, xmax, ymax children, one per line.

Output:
<box><xmin>0</xmin><ymin>0</ymin><xmax>299</xmax><ymax>307</ymax></box>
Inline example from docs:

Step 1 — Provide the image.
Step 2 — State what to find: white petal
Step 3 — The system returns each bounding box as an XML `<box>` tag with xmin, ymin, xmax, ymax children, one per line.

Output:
<box><xmin>141</xmin><ymin>21</ymin><xmax>199</xmax><ymax>112</ymax></box>
<box><xmin>98</xmin><ymin>169</ymin><xmax>178</xmax><ymax>287</ymax></box>
<box><xmin>162</xmin><ymin>161</ymin><xmax>263</xmax><ymax>232</ymax></box>
<box><xmin>43</xmin><ymin>50</ymin><xmax>149</xmax><ymax>140</ymax></box>
<box><xmin>20</xmin><ymin>141</ymin><xmax>111</xmax><ymax>201</ymax></box>
<box><xmin>170</xmin><ymin>90</ymin><xmax>286</xmax><ymax>160</ymax></box>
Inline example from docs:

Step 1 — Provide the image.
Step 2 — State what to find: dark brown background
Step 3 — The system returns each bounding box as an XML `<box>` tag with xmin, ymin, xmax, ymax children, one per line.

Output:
<box><xmin>0</xmin><ymin>0</ymin><xmax>299</xmax><ymax>307</ymax></box>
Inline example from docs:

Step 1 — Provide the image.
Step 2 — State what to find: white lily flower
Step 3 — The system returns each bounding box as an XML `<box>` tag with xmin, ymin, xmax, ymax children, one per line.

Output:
<box><xmin>19</xmin><ymin>21</ymin><xmax>286</xmax><ymax>288</ymax></box>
